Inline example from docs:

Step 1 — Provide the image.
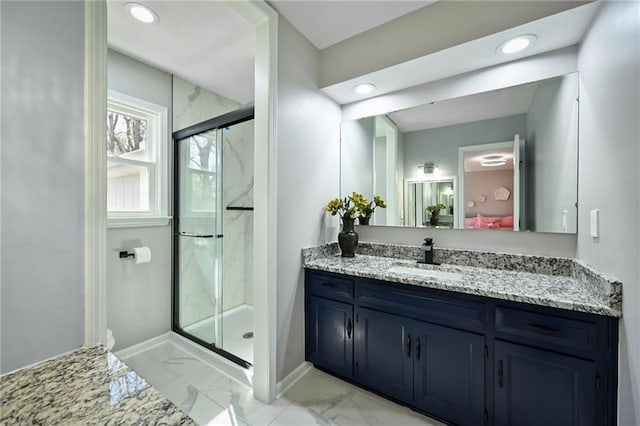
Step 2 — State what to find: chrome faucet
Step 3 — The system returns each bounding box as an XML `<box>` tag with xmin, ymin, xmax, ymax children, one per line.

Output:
<box><xmin>418</xmin><ymin>237</ymin><xmax>440</xmax><ymax>265</ymax></box>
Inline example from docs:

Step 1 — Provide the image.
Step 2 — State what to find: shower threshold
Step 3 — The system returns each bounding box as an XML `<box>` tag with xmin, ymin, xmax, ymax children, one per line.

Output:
<box><xmin>183</xmin><ymin>304</ymin><xmax>254</xmax><ymax>365</ymax></box>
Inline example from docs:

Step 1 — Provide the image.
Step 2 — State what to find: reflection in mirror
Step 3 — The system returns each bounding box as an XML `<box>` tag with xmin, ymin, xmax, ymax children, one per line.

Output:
<box><xmin>340</xmin><ymin>72</ymin><xmax>578</xmax><ymax>234</ymax></box>
<box><xmin>405</xmin><ymin>177</ymin><xmax>456</xmax><ymax>229</ymax></box>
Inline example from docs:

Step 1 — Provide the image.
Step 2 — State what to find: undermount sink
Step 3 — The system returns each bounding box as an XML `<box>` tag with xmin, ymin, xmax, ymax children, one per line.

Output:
<box><xmin>388</xmin><ymin>265</ymin><xmax>464</xmax><ymax>282</ymax></box>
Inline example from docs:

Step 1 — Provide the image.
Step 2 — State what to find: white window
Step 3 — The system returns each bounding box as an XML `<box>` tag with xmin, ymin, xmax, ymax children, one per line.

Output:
<box><xmin>106</xmin><ymin>90</ymin><xmax>169</xmax><ymax>227</ymax></box>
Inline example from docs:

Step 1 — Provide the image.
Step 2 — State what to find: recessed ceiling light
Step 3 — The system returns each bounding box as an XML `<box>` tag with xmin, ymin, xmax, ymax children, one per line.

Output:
<box><xmin>354</xmin><ymin>83</ymin><xmax>376</xmax><ymax>95</ymax></box>
<box><xmin>498</xmin><ymin>35</ymin><xmax>537</xmax><ymax>55</ymax></box>
<box><xmin>127</xmin><ymin>3</ymin><xmax>158</xmax><ymax>24</ymax></box>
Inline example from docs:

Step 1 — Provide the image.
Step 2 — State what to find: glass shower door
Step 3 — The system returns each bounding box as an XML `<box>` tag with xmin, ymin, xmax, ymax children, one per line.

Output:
<box><xmin>175</xmin><ymin>129</ymin><xmax>224</xmax><ymax>347</ymax></box>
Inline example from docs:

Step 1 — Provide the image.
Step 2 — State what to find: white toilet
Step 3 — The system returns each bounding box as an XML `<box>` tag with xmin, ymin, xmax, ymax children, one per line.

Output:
<box><xmin>106</xmin><ymin>328</ymin><xmax>115</xmax><ymax>351</ymax></box>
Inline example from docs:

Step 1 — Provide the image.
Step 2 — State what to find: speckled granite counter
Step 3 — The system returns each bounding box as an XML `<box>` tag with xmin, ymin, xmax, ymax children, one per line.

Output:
<box><xmin>302</xmin><ymin>243</ymin><xmax>622</xmax><ymax>317</ymax></box>
<box><xmin>0</xmin><ymin>346</ymin><xmax>195</xmax><ymax>425</ymax></box>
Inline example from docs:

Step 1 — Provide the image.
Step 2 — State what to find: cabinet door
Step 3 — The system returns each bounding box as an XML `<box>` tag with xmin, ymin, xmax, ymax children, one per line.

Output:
<box><xmin>494</xmin><ymin>341</ymin><xmax>597</xmax><ymax>426</ymax></box>
<box><xmin>355</xmin><ymin>307</ymin><xmax>413</xmax><ymax>402</ymax></box>
<box><xmin>307</xmin><ymin>296</ymin><xmax>353</xmax><ymax>377</ymax></box>
<box><xmin>413</xmin><ymin>322</ymin><xmax>484</xmax><ymax>426</ymax></box>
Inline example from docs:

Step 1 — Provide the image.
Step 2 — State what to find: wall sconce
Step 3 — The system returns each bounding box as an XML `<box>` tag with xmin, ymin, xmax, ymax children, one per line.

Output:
<box><xmin>418</xmin><ymin>162</ymin><xmax>438</xmax><ymax>174</ymax></box>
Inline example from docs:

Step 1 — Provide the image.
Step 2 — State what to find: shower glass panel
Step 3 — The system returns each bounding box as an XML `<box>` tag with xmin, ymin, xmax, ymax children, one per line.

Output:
<box><xmin>176</xmin><ymin>129</ymin><xmax>223</xmax><ymax>347</ymax></box>
<box><xmin>173</xmin><ymin>106</ymin><xmax>254</xmax><ymax>368</ymax></box>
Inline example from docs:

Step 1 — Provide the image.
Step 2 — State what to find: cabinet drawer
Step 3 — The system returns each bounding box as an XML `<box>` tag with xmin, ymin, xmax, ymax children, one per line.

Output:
<box><xmin>495</xmin><ymin>306</ymin><xmax>598</xmax><ymax>354</ymax></box>
<box><xmin>307</xmin><ymin>272</ymin><xmax>354</xmax><ymax>301</ymax></box>
<box><xmin>358</xmin><ymin>282</ymin><xmax>486</xmax><ymax>331</ymax></box>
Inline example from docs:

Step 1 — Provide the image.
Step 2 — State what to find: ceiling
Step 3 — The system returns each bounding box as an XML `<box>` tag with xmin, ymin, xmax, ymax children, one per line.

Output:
<box><xmin>107</xmin><ymin>1</ymin><xmax>255</xmax><ymax>104</ymax></box>
<box><xmin>107</xmin><ymin>0</ymin><xmax>435</xmax><ymax>104</ymax></box>
<box><xmin>268</xmin><ymin>0</ymin><xmax>435</xmax><ymax>49</ymax></box>
<box><xmin>322</xmin><ymin>2</ymin><xmax>599</xmax><ymax>105</ymax></box>
<box><xmin>106</xmin><ymin>1</ymin><xmax>597</xmax><ymax>109</ymax></box>
<box><xmin>389</xmin><ymin>82</ymin><xmax>539</xmax><ymax>133</ymax></box>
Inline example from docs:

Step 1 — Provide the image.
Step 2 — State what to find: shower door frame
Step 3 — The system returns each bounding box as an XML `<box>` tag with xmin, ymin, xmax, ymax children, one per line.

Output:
<box><xmin>172</xmin><ymin>105</ymin><xmax>255</xmax><ymax>369</ymax></box>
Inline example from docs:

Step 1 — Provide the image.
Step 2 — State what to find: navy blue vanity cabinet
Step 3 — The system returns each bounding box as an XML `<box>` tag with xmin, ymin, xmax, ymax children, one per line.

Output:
<box><xmin>355</xmin><ymin>309</ymin><xmax>485</xmax><ymax>425</ymax></box>
<box><xmin>492</xmin><ymin>303</ymin><xmax>616</xmax><ymax>426</ymax></box>
<box><xmin>494</xmin><ymin>341</ymin><xmax>597</xmax><ymax>426</ymax></box>
<box><xmin>354</xmin><ymin>307</ymin><xmax>414</xmax><ymax>401</ymax></box>
<box><xmin>304</xmin><ymin>269</ymin><xmax>618</xmax><ymax>426</ymax></box>
<box><xmin>412</xmin><ymin>323</ymin><xmax>484</xmax><ymax>425</ymax></box>
<box><xmin>305</xmin><ymin>270</ymin><xmax>355</xmax><ymax>378</ymax></box>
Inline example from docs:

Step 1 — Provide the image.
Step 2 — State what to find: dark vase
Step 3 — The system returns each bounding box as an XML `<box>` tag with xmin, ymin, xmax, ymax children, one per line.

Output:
<box><xmin>358</xmin><ymin>216</ymin><xmax>370</xmax><ymax>225</ymax></box>
<box><xmin>338</xmin><ymin>217</ymin><xmax>358</xmax><ymax>257</ymax></box>
<box><xmin>430</xmin><ymin>210</ymin><xmax>439</xmax><ymax>226</ymax></box>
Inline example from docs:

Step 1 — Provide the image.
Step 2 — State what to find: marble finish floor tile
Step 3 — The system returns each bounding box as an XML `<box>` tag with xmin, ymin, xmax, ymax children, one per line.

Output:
<box><xmin>334</xmin><ymin>392</ymin><xmax>445</xmax><ymax>426</ymax></box>
<box><xmin>282</xmin><ymin>369</ymin><xmax>355</xmax><ymax>421</ymax></box>
<box><xmin>270</xmin><ymin>402</ymin><xmax>340</xmax><ymax>426</ymax></box>
<box><xmin>146</xmin><ymin>343</ymin><xmax>226</xmax><ymax>391</ymax></box>
<box><xmin>123</xmin><ymin>352</ymin><xmax>177</xmax><ymax>387</ymax></box>
<box><xmin>201</xmin><ymin>377</ymin><xmax>291</xmax><ymax>425</ymax></box>
<box><xmin>123</xmin><ymin>341</ymin><xmax>443</xmax><ymax>426</ymax></box>
<box><xmin>157</xmin><ymin>376</ymin><xmax>229</xmax><ymax>425</ymax></box>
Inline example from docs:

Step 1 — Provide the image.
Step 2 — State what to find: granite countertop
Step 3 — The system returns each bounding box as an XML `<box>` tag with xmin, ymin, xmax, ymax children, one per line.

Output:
<box><xmin>302</xmin><ymin>243</ymin><xmax>622</xmax><ymax>317</ymax></box>
<box><xmin>0</xmin><ymin>345</ymin><xmax>195</xmax><ymax>425</ymax></box>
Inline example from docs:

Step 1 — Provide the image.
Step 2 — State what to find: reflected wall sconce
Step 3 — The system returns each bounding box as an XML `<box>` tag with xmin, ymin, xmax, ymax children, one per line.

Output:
<box><xmin>419</xmin><ymin>162</ymin><xmax>438</xmax><ymax>174</ymax></box>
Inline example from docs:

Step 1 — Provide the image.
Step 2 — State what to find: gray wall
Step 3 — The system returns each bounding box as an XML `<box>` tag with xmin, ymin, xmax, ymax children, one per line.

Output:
<box><xmin>577</xmin><ymin>2</ymin><xmax>640</xmax><ymax>424</ymax></box>
<box><xmin>341</xmin><ymin>117</ymin><xmax>375</xmax><ymax>198</ymax></box>
<box><xmin>276</xmin><ymin>18</ymin><xmax>342</xmax><ymax>381</ymax></box>
<box><xmin>526</xmin><ymin>73</ymin><xmax>579</xmax><ymax>233</ymax></box>
<box><xmin>106</xmin><ymin>50</ymin><xmax>173</xmax><ymax>350</ymax></box>
<box><xmin>403</xmin><ymin>114</ymin><xmax>527</xmax><ymax>178</ymax></box>
<box><xmin>1</xmin><ymin>1</ymin><xmax>85</xmax><ymax>373</ymax></box>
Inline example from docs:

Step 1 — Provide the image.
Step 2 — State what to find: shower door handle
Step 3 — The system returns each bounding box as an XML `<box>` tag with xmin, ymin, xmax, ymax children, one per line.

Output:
<box><xmin>177</xmin><ymin>232</ymin><xmax>222</xmax><ymax>238</ymax></box>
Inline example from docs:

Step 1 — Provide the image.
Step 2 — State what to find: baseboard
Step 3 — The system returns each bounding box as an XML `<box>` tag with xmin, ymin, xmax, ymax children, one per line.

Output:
<box><xmin>1</xmin><ymin>346</ymin><xmax>82</xmax><ymax>377</ymax></box>
<box><xmin>276</xmin><ymin>361</ymin><xmax>313</xmax><ymax>399</ymax></box>
<box><xmin>115</xmin><ymin>333</ymin><xmax>169</xmax><ymax>360</ymax></box>
<box><xmin>168</xmin><ymin>331</ymin><xmax>253</xmax><ymax>388</ymax></box>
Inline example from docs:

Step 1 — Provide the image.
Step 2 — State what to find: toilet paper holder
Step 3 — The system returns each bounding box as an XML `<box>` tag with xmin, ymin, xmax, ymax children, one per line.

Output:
<box><xmin>119</xmin><ymin>251</ymin><xmax>135</xmax><ymax>259</ymax></box>
<box><xmin>119</xmin><ymin>247</ymin><xmax>152</xmax><ymax>264</ymax></box>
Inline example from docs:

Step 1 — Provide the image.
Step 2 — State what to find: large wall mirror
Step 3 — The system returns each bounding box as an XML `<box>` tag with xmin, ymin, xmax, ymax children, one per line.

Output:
<box><xmin>340</xmin><ymin>72</ymin><xmax>578</xmax><ymax>234</ymax></box>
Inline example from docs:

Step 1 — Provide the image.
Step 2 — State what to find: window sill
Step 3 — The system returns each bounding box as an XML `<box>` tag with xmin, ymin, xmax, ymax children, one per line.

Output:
<box><xmin>107</xmin><ymin>216</ymin><xmax>172</xmax><ymax>229</ymax></box>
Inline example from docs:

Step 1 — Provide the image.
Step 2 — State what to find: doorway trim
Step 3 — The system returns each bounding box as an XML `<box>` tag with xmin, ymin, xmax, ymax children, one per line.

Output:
<box><xmin>83</xmin><ymin>0</ymin><xmax>107</xmax><ymax>348</ymax></box>
<box><xmin>84</xmin><ymin>0</ymin><xmax>279</xmax><ymax>403</ymax></box>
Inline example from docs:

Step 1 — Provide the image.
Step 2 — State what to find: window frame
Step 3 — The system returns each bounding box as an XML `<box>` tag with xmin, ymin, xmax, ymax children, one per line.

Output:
<box><xmin>106</xmin><ymin>90</ymin><xmax>169</xmax><ymax>228</ymax></box>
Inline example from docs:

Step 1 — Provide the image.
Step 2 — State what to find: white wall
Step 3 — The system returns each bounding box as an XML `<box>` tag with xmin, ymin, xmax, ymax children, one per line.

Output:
<box><xmin>526</xmin><ymin>73</ymin><xmax>578</xmax><ymax>233</ymax></box>
<box><xmin>275</xmin><ymin>18</ymin><xmax>342</xmax><ymax>381</ymax></box>
<box><xmin>106</xmin><ymin>50</ymin><xmax>173</xmax><ymax>350</ymax></box>
<box><xmin>1</xmin><ymin>1</ymin><xmax>85</xmax><ymax>373</ymax></box>
<box><xmin>576</xmin><ymin>2</ymin><xmax>640</xmax><ymax>424</ymax></box>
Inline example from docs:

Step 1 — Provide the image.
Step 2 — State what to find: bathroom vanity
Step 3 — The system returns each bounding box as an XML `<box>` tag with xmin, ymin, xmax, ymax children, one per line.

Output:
<box><xmin>302</xmin><ymin>244</ymin><xmax>621</xmax><ymax>426</ymax></box>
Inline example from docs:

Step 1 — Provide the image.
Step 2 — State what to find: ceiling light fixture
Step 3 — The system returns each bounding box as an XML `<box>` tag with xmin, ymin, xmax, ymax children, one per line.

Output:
<box><xmin>480</xmin><ymin>155</ymin><xmax>506</xmax><ymax>167</ymax></box>
<box><xmin>498</xmin><ymin>34</ymin><xmax>536</xmax><ymax>55</ymax></box>
<box><xmin>127</xmin><ymin>3</ymin><xmax>158</xmax><ymax>24</ymax></box>
<box><xmin>354</xmin><ymin>83</ymin><xmax>376</xmax><ymax>95</ymax></box>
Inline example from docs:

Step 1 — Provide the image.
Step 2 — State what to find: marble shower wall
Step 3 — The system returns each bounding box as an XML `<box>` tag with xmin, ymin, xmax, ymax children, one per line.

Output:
<box><xmin>173</xmin><ymin>78</ymin><xmax>253</xmax><ymax>327</ymax></box>
<box><xmin>222</xmin><ymin>120</ymin><xmax>254</xmax><ymax>311</ymax></box>
<box><xmin>173</xmin><ymin>76</ymin><xmax>240</xmax><ymax>132</ymax></box>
